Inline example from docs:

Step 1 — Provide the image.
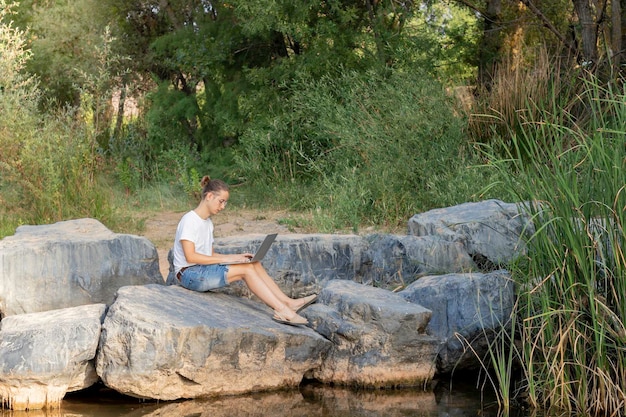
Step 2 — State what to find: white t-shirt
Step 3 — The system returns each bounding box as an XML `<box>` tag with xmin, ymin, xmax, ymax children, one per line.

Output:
<box><xmin>173</xmin><ymin>210</ymin><xmax>214</xmax><ymax>274</ymax></box>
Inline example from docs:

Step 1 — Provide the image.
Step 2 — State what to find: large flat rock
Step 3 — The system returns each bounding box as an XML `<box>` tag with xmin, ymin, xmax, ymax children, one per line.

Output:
<box><xmin>0</xmin><ymin>218</ymin><xmax>163</xmax><ymax>317</ymax></box>
<box><xmin>194</xmin><ymin>233</ymin><xmax>476</xmax><ymax>294</ymax></box>
<box><xmin>305</xmin><ymin>280</ymin><xmax>440</xmax><ymax>387</ymax></box>
<box><xmin>0</xmin><ymin>303</ymin><xmax>106</xmax><ymax>410</ymax></box>
<box><xmin>96</xmin><ymin>284</ymin><xmax>332</xmax><ymax>400</ymax></box>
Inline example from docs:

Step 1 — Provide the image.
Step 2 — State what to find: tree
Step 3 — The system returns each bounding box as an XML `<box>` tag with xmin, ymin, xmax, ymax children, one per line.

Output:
<box><xmin>106</xmin><ymin>0</ymin><xmax>427</xmax><ymax>153</ymax></box>
<box><xmin>0</xmin><ymin>0</ymin><xmax>39</xmax><ymax>145</ymax></box>
<box><xmin>1</xmin><ymin>0</ymin><xmax>109</xmax><ymax>224</ymax></box>
<box><xmin>16</xmin><ymin>0</ymin><xmax>110</xmax><ymax>106</ymax></box>
<box><xmin>13</xmin><ymin>0</ymin><xmax>129</xmax><ymax>150</ymax></box>
<box><xmin>520</xmin><ymin>0</ymin><xmax>626</xmax><ymax>72</ymax></box>
<box><xmin>453</xmin><ymin>0</ymin><xmax>626</xmax><ymax>87</ymax></box>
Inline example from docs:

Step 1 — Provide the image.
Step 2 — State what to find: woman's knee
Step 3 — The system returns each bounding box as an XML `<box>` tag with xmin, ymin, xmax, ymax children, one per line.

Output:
<box><xmin>229</xmin><ymin>263</ymin><xmax>255</xmax><ymax>275</ymax></box>
<box><xmin>227</xmin><ymin>274</ymin><xmax>244</xmax><ymax>284</ymax></box>
<box><xmin>240</xmin><ymin>272</ymin><xmax>258</xmax><ymax>282</ymax></box>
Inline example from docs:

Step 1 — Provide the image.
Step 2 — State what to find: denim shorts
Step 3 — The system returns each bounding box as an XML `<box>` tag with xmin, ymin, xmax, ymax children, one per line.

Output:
<box><xmin>179</xmin><ymin>264</ymin><xmax>229</xmax><ymax>292</ymax></box>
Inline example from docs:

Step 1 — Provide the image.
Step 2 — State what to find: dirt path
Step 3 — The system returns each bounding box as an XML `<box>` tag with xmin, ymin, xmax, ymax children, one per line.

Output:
<box><xmin>138</xmin><ymin>209</ymin><xmax>303</xmax><ymax>278</ymax></box>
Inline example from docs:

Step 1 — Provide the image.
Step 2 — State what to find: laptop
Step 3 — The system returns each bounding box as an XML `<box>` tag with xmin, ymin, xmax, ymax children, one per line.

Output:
<box><xmin>222</xmin><ymin>233</ymin><xmax>277</xmax><ymax>265</ymax></box>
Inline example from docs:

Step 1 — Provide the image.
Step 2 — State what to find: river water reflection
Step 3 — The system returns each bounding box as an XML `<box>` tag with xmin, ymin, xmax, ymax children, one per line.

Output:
<box><xmin>0</xmin><ymin>379</ymin><xmax>529</xmax><ymax>417</ymax></box>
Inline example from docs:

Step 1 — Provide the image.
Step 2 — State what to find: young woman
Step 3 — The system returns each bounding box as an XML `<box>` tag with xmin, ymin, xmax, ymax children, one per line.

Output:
<box><xmin>172</xmin><ymin>176</ymin><xmax>316</xmax><ymax>326</ymax></box>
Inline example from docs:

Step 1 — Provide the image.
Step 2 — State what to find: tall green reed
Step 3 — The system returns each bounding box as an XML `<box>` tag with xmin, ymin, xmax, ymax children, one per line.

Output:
<box><xmin>484</xmin><ymin>72</ymin><xmax>626</xmax><ymax>415</ymax></box>
<box><xmin>457</xmin><ymin>289</ymin><xmax>524</xmax><ymax>412</ymax></box>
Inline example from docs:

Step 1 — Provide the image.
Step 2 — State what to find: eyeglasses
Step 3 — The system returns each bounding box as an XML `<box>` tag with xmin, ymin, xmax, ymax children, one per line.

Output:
<box><xmin>217</xmin><ymin>198</ymin><xmax>228</xmax><ymax>207</ymax></box>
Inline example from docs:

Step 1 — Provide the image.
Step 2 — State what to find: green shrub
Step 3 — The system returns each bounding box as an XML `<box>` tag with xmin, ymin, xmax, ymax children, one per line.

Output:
<box><xmin>236</xmin><ymin>69</ymin><xmax>484</xmax><ymax>231</ymax></box>
<box><xmin>0</xmin><ymin>1</ymin><xmax>114</xmax><ymax>235</ymax></box>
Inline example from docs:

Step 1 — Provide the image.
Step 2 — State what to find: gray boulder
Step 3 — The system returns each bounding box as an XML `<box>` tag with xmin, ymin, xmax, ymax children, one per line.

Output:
<box><xmin>364</xmin><ymin>234</ymin><xmax>476</xmax><ymax>287</ymax></box>
<box><xmin>96</xmin><ymin>284</ymin><xmax>332</xmax><ymax>400</ymax></box>
<box><xmin>305</xmin><ymin>280</ymin><xmax>440</xmax><ymax>387</ymax></box>
<box><xmin>192</xmin><ymin>233</ymin><xmax>476</xmax><ymax>294</ymax></box>
<box><xmin>0</xmin><ymin>218</ymin><xmax>163</xmax><ymax>317</ymax></box>
<box><xmin>407</xmin><ymin>199</ymin><xmax>531</xmax><ymax>268</ymax></box>
<box><xmin>0</xmin><ymin>303</ymin><xmax>106</xmax><ymax>410</ymax></box>
<box><xmin>0</xmin><ymin>198</ymin><xmax>529</xmax><ymax>408</ymax></box>
<box><xmin>400</xmin><ymin>270</ymin><xmax>515</xmax><ymax>373</ymax></box>
<box><xmin>169</xmin><ymin>200</ymin><xmax>530</xmax><ymax>293</ymax></box>
<box><xmin>213</xmin><ymin>234</ymin><xmax>368</xmax><ymax>294</ymax></box>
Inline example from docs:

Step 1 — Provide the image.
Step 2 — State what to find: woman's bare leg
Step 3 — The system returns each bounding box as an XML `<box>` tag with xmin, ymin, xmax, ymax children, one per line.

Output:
<box><xmin>227</xmin><ymin>265</ymin><xmax>283</xmax><ymax>309</ymax></box>
<box><xmin>226</xmin><ymin>264</ymin><xmax>305</xmax><ymax>321</ymax></box>
<box><xmin>250</xmin><ymin>263</ymin><xmax>315</xmax><ymax>310</ymax></box>
<box><xmin>250</xmin><ymin>263</ymin><xmax>298</xmax><ymax>306</ymax></box>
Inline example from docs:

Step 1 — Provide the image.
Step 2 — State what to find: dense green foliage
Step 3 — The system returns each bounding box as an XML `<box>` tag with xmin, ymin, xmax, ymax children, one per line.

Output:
<box><xmin>0</xmin><ymin>1</ymin><xmax>114</xmax><ymax>234</ymax></box>
<box><xmin>236</xmin><ymin>69</ymin><xmax>478</xmax><ymax>230</ymax></box>
<box><xmin>1</xmin><ymin>0</ymin><xmax>486</xmax><ymax>236</ymax></box>
<box><xmin>106</xmin><ymin>0</ymin><xmax>479</xmax><ymax>156</ymax></box>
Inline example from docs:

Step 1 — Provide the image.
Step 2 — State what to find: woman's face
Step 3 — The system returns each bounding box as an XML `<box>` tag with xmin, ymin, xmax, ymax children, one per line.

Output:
<box><xmin>206</xmin><ymin>190</ymin><xmax>229</xmax><ymax>215</ymax></box>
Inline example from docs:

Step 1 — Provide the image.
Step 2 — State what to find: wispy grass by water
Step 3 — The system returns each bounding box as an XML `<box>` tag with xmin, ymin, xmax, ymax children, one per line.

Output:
<box><xmin>482</xmin><ymin>72</ymin><xmax>626</xmax><ymax>416</ymax></box>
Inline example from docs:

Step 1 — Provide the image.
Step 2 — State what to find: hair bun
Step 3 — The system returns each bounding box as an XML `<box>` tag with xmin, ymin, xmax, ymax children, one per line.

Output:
<box><xmin>200</xmin><ymin>175</ymin><xmax>211</xmax><ymax>187</ymax></box>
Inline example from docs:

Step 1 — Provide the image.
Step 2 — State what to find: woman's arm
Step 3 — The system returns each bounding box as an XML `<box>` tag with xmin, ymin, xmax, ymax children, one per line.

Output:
<box><xmin>181</xmin><ymin>240</ymin><xmax>253</xmax><ymax>264</ymax></box>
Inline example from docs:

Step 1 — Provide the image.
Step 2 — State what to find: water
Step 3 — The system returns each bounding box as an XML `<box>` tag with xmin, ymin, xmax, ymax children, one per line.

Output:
<box><xmin>0</xmin><ymin>378</ymin><xmax>531</xmax><ymax>417</ymax></box>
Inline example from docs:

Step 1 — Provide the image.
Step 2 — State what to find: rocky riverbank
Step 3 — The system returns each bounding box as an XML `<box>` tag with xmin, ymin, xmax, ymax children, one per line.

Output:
<box><xmin>0</xmin><ymin>199</ymin><xmax>530</xmax><ymax>410</ymax></box>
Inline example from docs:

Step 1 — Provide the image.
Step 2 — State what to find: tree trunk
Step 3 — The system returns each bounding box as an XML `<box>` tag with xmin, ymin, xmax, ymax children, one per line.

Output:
<box><xmin>613</xmin><ymin>0</ymin><xmax>626</xmax><ymax>64</ymax></box>
<box><xmin>113</xmin><ymin>80</ymin><xmax>127</xmax><ymax>141</ymax></box>
<box><xmin>365</xmin><ymin>0</ymin><xmax>388</xmax><ymax>67</ymax></box>
<box><xmin>572</xmin><ymin>0</ymin><xmax>598</xmax><ymax>65</ymax></box>
<box><xmin>611</xmin><ymin>0</ymin><xmax>622</xmax><ymax>68</ymax></box>
<box><xmin>477</xmin><ymin>0</ymin><xmax>502</xmax><ymax>91</ymax></box>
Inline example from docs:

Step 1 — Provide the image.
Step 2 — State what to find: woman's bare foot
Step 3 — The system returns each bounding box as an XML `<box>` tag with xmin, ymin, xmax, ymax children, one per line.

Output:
<box><xmin>290</xmin><ymin>294</ymin><xmax>318</xmax><ymax>312</ymax></box>
<box><xmin>273</xmin><ymin>305</ymin><xmax>308</xmax><ymax>326</ymax></box>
